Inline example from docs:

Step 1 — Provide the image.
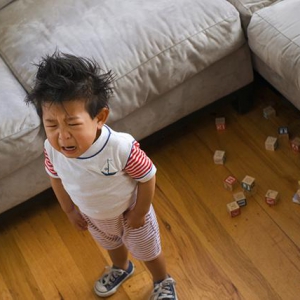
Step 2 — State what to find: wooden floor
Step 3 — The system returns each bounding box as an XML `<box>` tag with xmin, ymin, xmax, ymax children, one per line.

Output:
<box><xmin>1</xmin><ymin>79</ymin><xmax>300</xmax><ymax>300</ymax></box>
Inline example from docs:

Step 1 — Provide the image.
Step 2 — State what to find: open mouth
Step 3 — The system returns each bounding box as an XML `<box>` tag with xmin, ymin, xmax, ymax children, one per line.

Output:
<box><xmin>62</xmin><ymin>146</ymin><xmax>77</xmax><ymax>152</ymax></box>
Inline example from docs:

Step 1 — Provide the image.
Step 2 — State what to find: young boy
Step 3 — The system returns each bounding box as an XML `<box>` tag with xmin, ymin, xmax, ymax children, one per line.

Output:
<box><xmin>25</xmin><ymin>52</ymin><xmax>177</xmax><ymax>300</ymax></box>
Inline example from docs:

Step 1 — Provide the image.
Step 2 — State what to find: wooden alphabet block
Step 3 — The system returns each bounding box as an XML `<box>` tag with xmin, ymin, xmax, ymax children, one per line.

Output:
<box><xmin>265</xmin><ymin>136</ymin><xmax>278</xmax><ymax>151</ymax></box>
<box><xmin>241</xmin><ymin>175</ymin><xmax>255</xmax><ymax>192</ymax></box>
<box><xmin>278</xmin><ymin>126</ymin><xmax>289</xmax><ymax>138</ymax></box>
<box><xmin>233</xmin><ymin>191</ymin><xmax>247</xmax><ymax>207</ymax></box>
<box><xmin>215</xmin><ymin>117</ymin><xmax>226</xmax><ymax>130</ymax></box>
<box><xmin>263</xmin><ymin>106</ymin><xmax>276</xmax><ymax>119</ymax></box>
<box><xmin>265</xmin><ymin>189</ymin><xmax>279</xmax><ymax>206</ymax></box>
<box><xmin>224</xmin><ymin>176</ymin><xmax>237</xmax><ymax>191</ymax></box>
<box><xmin>291</xmin><ymin>137</ymin><xmax>300</xmax><ymax>152</ymax></box>
<box><xmin>214</xmin><ymin>150</ymin><xmax>226</xmax><ymax>164</ymax></box>
<box><xmin>292</xmin><ymin>189</ymin><xmax>300</xmax><ymax>204</ymax></box>
<box><xmin>227</xmin><ymin>201</ymin><xmax>241</xmax><ymax>217</ymax></box>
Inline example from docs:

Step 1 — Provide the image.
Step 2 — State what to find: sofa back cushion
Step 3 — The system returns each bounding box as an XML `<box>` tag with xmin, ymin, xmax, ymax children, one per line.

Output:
<box><xmin>0</xmin><ymin>56</ymin><xmax>45</xmax><ymax>179</ymax></box>
<box><xmin>247</xmin><ymin>0</ymin><xmax>300</xmax><ymax>109</ymax></box>
<box><xmin>0</xmin><ymin>0</ymin><xmax>246</xmax><ymax>126</ymax></box>
<box><xmin>227</xmin><ymin>0</ymin><xmax>280</xmax><ymax>30</ymax></box>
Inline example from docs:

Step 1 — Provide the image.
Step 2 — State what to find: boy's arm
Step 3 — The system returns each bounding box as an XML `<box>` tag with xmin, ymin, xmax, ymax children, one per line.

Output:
<box><xmin>50</xmin><ymin>177</ymin><xmax>74</xmax><ymax>213</ymax></box>
<box><xmin>50</xmin><ymin>177</ymin><xmax>87</xmax><ymax>230</ymax></box>
<box><xmin>124</xmin><ymin>175</ymin><xmax>156</xmax><ymax>228</ymax></box>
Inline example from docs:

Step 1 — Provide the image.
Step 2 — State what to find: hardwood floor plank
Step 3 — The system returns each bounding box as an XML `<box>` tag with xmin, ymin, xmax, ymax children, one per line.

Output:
<box><xmin>0</xmin><ymin>226</ymin><xmax>41</xmax><ymax>299</ymax></box>
<box><xmin>0</xmin><ymin>271</ymin><xmax>13</xmax><ymax>300</ymax></box>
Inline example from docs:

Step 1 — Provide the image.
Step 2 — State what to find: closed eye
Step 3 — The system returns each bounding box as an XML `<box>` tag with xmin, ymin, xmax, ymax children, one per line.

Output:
<box><xmin>69</xmin><ymin>123</ymin><xmax>82</xmax><ymax>126</ymax></box>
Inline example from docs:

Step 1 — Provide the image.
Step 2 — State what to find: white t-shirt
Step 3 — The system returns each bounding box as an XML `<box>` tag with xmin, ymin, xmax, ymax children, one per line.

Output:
<box><xmin>44</xmin><ymin>125</ymin><xmax>156</xmax><ymax>220</ymax></box>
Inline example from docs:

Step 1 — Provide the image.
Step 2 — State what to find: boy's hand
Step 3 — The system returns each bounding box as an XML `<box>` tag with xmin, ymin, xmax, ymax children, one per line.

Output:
<box><xmin>66</xmin><ymin>208</ymin><xmax>88</xmax><ymax>231</ymax></box>
<box><xmin>124</xmin><ymin>209</ymin><xmax>146</xmax><ymax>229</ymax></box>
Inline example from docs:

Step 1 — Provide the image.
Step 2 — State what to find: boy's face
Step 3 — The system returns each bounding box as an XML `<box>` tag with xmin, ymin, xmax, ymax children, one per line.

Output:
<box><xmin>42</xmin><ymin>100</ymin><xmax>108</xmax><ymax>158</ymax></box>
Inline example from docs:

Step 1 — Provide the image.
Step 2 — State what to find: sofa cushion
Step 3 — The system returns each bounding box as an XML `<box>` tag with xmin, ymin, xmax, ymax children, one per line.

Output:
<box><xmin>0</xmin><ymin>56</ymin><xmax>45</xmax><ymax>179</ymax></box>
<box><xmin>227</xmin><ymin>0</ymin><xmax>280</xmax><ymax>30</ymax></box>
<box><xmin>247</xmin><ymin>0</ymin><xmax>300</xmax><ymax>97</ymax></box>
<box><xmin>0</xmin><ymin>0</ymin><xmax>246</xmax><ymax>125</ymax></box>
<box><xmin>0</xmin><ymin>0</ymin><xmax>14</xmax><ymax>10</ymax></box>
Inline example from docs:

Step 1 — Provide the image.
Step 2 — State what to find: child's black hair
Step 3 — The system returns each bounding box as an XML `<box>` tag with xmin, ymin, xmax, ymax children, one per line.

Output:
<box><xmin>25</xmin><ymin>51</ymin><xmax>114</xmax><ymax>118</ymax></box>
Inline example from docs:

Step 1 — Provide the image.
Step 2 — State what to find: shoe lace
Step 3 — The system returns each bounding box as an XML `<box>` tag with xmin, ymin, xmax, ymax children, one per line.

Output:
<box><xmin>152</xmin><ymin>278</ymin><xmax>176</xmax><ymax>300</ymax></box>
<box><xmin>101</xmin><ymin>266</ymin><xmax>125</xmax><ymax>288</ymax></box>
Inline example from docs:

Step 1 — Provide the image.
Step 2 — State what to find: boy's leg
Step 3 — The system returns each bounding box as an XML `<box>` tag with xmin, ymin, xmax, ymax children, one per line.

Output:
<box><xmin>122</xmin><ymin>204</ymin><xmax>177</xmax><ymax>299</ymax></box>
<box><xmin>108</xmin><ymin>244</ymin><xmax>130</xmax><ymax>270</ymax></box>
<box><xmin>80</xmin><ymin>213</ymin><xmax>135</xmax><ymax>297</ymax></box>
<box><xmin>144</xmin><ymin>252</ymin><xmax>167</xmax><ymax>282</ymax></box>
<box><xmin>145</xmin><ymin>252</ymin><xmax>178</xmax><ymax>300</ymax></box>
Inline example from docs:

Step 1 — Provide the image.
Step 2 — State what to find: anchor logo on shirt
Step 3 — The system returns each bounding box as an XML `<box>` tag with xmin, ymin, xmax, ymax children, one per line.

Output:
<box><xmin>101</xmin><ymin>159</ymin><xmax>117</xmax><ymax>176</ymax></box>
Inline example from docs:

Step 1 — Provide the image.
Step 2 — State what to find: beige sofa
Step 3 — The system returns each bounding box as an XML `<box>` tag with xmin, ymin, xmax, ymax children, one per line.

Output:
<box><xmin>228</xmin><ymin>0</ymin><xmax>300</xmax><ymax>111</ymax></box>
<box><xmin>0</xmin><ymin>0</ymin><xmax>253</xmax><ymax>214</ymax></box>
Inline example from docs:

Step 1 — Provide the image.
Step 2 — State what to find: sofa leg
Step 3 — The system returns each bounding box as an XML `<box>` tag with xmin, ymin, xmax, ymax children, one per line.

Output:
<box><xmin>231</xmin><ymin>82</ymin><xmax>254</xmax><ymax>114</ymax></box>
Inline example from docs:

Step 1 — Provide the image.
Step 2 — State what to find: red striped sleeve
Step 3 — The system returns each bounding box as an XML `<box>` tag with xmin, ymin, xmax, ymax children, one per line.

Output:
<box><xmin>44</xmin><ymin>148</ymin><xmax>59</xmax><ymax>177</ymax></box>
<box><xmin>124</xmin><ymin>141</ymin><xmax>153</xmax><ymax>180</ymax></box>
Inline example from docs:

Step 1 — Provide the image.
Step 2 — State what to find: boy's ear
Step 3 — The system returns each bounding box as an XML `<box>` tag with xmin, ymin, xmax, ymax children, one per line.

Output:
<box><xmin>96</xmin><ymin>107</ymin><xmax>109</xmax><ymax>128</ymax></box>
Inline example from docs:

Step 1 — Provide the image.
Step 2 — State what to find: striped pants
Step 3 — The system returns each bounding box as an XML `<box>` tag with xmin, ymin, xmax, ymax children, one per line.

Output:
<box><xmin>81</xmin><ymin>204</ymin><xmax>162</xmax><ymax>261</ymax></box>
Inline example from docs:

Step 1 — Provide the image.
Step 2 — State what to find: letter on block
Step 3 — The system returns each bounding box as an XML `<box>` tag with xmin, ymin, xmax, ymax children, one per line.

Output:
<box><xmin>233</xmin><ymin>191</ymin><xmax>247</xmax><ymax>207</ymax></box>
<box><xmin>241</xmin><ymin>175</ymin><xmax>255</xmax><ymax>192</ymax></box>
<box><xmin>278</xmin><ymin>127</ymin><xmax>289</xmax><ymax>138</ymax></box>
<box><xmin>215</xmin><ymin>117</ymin><xmax>226</xmax><ymax>130</ymax></box>
<box><xmin>265</xmin><ymin>189</ymin><xmax>279</xmax><ymax>206</ymax></box>
<box><xmin>292</xmin><ymin>189</ymin><xmax>300</xmax><ymax>204</ymax></box>
<box><xmin>227</xmin><ymin>201</ymin><xmax>241</xmax><ymax>217</ymax></box>
<box><xmin>224</xmin><ymin>175</ymin><xmax>237</xmax><ymax>191</ymax></box>
<box><xmin>214</xmin><ymin>150</ymin><xmax>226</xmax><ymax>165</ymax></box>
<box><xmin>291</xmin><ymin>137</ymin><xmax>300</xmax><ymax>152</ymax></box>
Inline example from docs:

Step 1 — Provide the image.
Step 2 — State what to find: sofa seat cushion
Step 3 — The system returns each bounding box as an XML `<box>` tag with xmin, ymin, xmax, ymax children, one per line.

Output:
<box><xmin>0</xmin><ymin>0</ymin><xmax>246</xmax><ymax>125</ymax></box>
<box><xmin>247</xmin><ymin>0</ymin><xmax>300</xmax><ymax>98</ymax></box>
<box><xmin>0</xmin><ymin>57</ymin><xmax>45</xmax><ymax>179</ymax></box>
<box><xmin>226</xmin><ymin>0</ymin><xmax>279</xmax><ymax>30</ymax></box>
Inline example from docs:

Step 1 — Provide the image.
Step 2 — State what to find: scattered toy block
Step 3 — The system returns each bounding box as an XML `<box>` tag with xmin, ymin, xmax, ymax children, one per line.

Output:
<box><xmin>263</xmin><ymin>106</ymin><xmax>276</xmax><ymax>119</ymax></box>
<box><xmin>241</xmin><ymin>175</ymin><xmax>255</xmax><ymax>192</ymax></box>
<box><xmin>291</xmin><ymin>137</ymin><xmax>300</xmax><ymax>152</ymax></box>
<box><xmin>227</xmin><ymin>201</ymin><xmax>241</xmax><ymax>217</ymax></box>
<box><xmin>214</xmin><ymin>150</ymin><xmax>226</xmax><ymax>164</ymax></box>
<box><xmin>224</xmin><ymin>175</ymin><xmax>237</xmax><ymax>191</ymax></box>
<box><xmin>233</xmin><ymin>191</ymin><xmax>247</xmax><ymax>207</ymax></box>
<box><xmin>215</xmin><ymin>117</ymin><xmax>226</xmax><ymax>130</ymax></box>
<box><xmin>265</xmin><ymin>136</ymin><xmax>278</xmax><ymax>151</ymax></box>
<box><xmin>278</xmin><ymin>126</ymin><xmax>289</xmax><ymax>138</ymax></box>
<box><xmin>265</xmin><ymin>189</ymin><xmax>279</xmax><ymax>206</ymax></box>
<box><xmin>292</xmin><ymin>189</ymin><xmax>300</xmax><ymax>204</ymax></box>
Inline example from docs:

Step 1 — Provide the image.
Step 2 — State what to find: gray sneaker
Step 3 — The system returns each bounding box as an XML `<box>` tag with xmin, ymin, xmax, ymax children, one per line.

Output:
<box><xmin>150</xmin><ymin>277</ymin><xmax>178</xmax><ymax>300</ymax></box>
<box><xmin>94</xmin><ymin>261</ymin><xmax>134</xmax><ymax>297</ymax></box>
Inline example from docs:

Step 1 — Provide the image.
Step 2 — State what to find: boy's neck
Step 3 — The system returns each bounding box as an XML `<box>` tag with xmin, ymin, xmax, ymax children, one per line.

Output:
<box><xmin>94</xmin><ymin>128</ymin><xmax>102</xmax><ymax>143</ymax></box>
